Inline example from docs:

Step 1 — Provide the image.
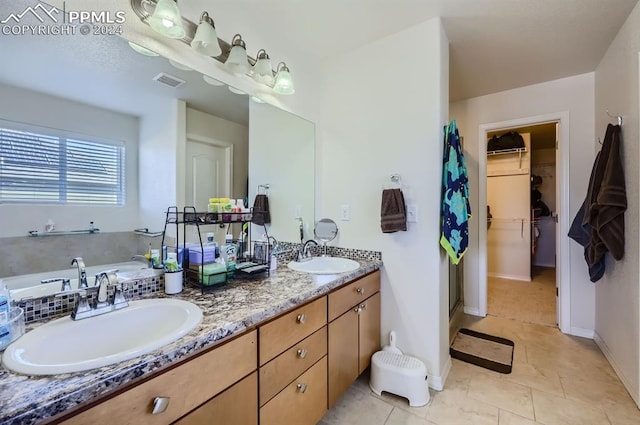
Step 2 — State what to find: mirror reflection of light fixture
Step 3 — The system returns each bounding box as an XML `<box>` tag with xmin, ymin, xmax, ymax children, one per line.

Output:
<box><xmin>252</xmin><ymin>49</ymin><xmax>273</xmax><ymax>85</ymax></box>
<box><xmin>148</xmin><ymin>0</ymin><xmax>185</xmax><ymax>39</ymax></box>
<box><xmin>169</xmin><ymin>59</ymin><xmax>193</xmax><ymax>71</ymax></box>
<box><xmin>203</xmin><ymin>75</ymin><xmax>225</xmax><ymax>86</ymax></box>
<box><xmin>228</xmin><ymin>86</ymin><xmax>248</xmax><ymax>95</ymax></box>
<box><xmin>273</xmin><ymin>62</ymin><xmax>295</xmax><ymax>95</ymax></box>
<box><xmin>190</xmin><ymin>12</ymin><xmax>221</xmax><ymax>57</ymax></box>
<box><xmin>128</xmin><ymin>41</ymin><xmax>159</xmax><ymax>56</ymax></box>
<box><xmin>225</xmin><ymin>34</ymin><xmax>250</xmax><ymax>75</ymax></box>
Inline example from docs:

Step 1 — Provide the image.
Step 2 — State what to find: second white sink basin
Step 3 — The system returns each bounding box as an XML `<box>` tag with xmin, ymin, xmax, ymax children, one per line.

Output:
<box><xmin>287</xmin><ymin>257</ymin><xmax>360</xmax><ymax>274</ymax></box>
<box><xmin>2</xmin><ymin>298</ymin><xmax>202</xmax><ymax>376</ymax></box>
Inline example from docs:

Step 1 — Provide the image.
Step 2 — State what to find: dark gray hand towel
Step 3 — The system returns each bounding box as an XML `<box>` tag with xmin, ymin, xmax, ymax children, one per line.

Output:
<box><xmin>381</xmin><ymin>189</ymin><xmax>407</xmax><ymax>233</ymax></box>
<box><xmin>252</xmin><ymin>194</ymin><xmax>271</xmax><ymax>225</ymax></box>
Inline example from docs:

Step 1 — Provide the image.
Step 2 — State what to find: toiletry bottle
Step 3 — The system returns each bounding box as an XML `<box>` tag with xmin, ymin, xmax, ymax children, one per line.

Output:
<box><xmin>221</xmin><ymin>234</ymin><xmax>237</xmax><ymax>274</ymax></box>
<box><xmin>270</xmin><ymin>253</ymin><xmax>278</xmax><ymax>271</ymax></box>
<box><xmin>0</xmin><ymin>284</ymin><xmax>13</xmax><ymax>349</ymax></box>
<box><xmin>206</xmin><ymin>232</ymin><xmax>219</xmax><ymax>258</ymax></box>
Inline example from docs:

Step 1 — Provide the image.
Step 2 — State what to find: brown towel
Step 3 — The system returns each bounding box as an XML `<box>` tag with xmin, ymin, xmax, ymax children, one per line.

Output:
<box><xmin>381</xmin><ymin>189</ymin><xmax>407</xmax><ymax>233</ymax></box>
<box><xmin>251</xmin><ymin>194</ymin><xmax>271</xmax><ymax>225</ymax></box>
<box><xmin>585</xmin><ymin>124</ymin><xmax>626</xmax><ymax>264</ymax></box>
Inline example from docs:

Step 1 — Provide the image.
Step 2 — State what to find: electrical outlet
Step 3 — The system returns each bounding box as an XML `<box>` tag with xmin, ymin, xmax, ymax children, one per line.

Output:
<box><xmin>340</xmin><ymin>204</ymin><xmax>350</xmax><ymax>221</ymax></box>
<box><xmin>407</xmin><ymin>204</ymin><xmax>418</xmax><ymax>223</ymax></box>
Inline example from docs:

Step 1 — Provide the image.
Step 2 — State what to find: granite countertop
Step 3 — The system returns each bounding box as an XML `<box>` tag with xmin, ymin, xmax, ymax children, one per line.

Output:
<box><xmin>0</xmin><ymin>258</ymin><xmax>382</xmax><ymax>425</ymax></box>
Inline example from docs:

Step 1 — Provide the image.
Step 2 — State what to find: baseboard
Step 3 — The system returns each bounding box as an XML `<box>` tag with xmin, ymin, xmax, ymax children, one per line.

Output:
<box><xmin>594</xmin><ymin>331</ymin><xmax>640</xmax><ymax>407</ymax></box>
<box><xmin>463</xmin><ymin>306</ymin><xmax>483</xmax><ymax>316</ymax></box>
<box><xmin>569</xmin><ymin>327</ymin><xmax>594</xmax><ymax>339</ymax></box>
<box><xmin>429</xmin><ymin>355</ymin><xmax>451</xmax><ymax>391</ymax></box>
<box><xmin>487</xmin><ymin>272</ymin><xmax>531</xmax><ymax>282</ymax></box>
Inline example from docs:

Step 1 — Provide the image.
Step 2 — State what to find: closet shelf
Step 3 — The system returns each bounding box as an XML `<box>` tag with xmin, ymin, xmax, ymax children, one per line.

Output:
<box><xmin>487</xmin><ymin>147</ymin><xmax>527</xmax><ymax>156</ymax></box>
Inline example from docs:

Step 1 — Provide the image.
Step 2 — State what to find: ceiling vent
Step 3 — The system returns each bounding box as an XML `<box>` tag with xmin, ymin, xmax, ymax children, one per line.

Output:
<box><xmin>152</xmin><ymin>72</ymin><xmax>186</xmax><ymax>88</ymax></box>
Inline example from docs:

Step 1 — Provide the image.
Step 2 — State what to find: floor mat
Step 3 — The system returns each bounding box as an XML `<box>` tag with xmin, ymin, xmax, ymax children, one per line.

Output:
<box><xmin>450</xmin><ymin>328</ymin><xmax>514</xmax><ymax>374</ymax></box>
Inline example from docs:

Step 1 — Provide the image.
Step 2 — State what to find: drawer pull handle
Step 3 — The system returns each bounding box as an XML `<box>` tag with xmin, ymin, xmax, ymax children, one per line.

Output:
<box><xmin>356</xmin><ymin>287</ymin><xmax>365</xmax><ymax>295</ymax></box>
<box><xmin>354</xmin><ymin>306</ymin><xmax>361</xmax><ymax>314</ymax></box>
<box><xmin>360</xmin><ymin>303</ymin><xmax>367</xmax><ymax>311</ymax></box>
<box><xmin>296</xmin><ymin>348</ymin><xmax>308</xmax><ymax>359</ymax></box>
<box><xmin>296</xmin><ymin>313</ymin><xmax>307</xmax><ymax>324</ymax></box>
<box><xmin>151</xmin><ymin>396</ymin><xmax>170</xmax><ymax>414</ymax></box>
<box><xmin>296</xmin><ymin>383</ymin><xmax>308</xmax><ymax>393</ymax></box>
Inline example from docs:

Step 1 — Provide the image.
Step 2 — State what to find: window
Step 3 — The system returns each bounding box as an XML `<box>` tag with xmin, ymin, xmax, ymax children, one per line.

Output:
<box><xmin>0</xmin><ymin>121</ymin><xmax>125</xmax><ymax>205</ymax></box>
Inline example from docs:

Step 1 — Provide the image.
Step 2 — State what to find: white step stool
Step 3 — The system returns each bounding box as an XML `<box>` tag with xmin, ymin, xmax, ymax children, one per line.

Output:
<box><xmin>369</xmin><ymin>350</ymin><xmax>430</xmax><ymax>407</ymax></box>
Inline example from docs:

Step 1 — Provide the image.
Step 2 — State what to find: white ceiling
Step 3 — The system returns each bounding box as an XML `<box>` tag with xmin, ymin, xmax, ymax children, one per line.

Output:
<box><xmin>180</xmin><ymin>0</ymin><xmax>639</xmax><ymax>101</ymax></box>
<box><xmin>0</xmin><ymin>0</ymin><xmax>637</xmax><ymax>122</ymax></box>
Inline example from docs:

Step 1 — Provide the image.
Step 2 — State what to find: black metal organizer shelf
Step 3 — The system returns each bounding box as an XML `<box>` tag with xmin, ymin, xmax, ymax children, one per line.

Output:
<box><xmin>160</xmin><ymin>206</ymin><xmax>269</xmax><ymax>294</ymax></box>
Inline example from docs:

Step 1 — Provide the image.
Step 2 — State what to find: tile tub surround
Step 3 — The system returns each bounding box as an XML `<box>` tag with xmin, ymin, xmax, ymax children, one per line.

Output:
<box><xmin>0</xmin><ymin>255</ymin><xmax>382</xmax><ymax>424</ymax></box>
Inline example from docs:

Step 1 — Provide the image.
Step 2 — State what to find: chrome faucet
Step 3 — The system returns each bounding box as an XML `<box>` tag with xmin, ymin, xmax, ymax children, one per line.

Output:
<box><xmin>41</xmin><ymin>278</ymin><xmax>71</xmax><ymax>291</ymax></box>
<box><xmin>71</xmin><ymin>269</ymin><xmax>127</xmax><ymax>320</ymax></box>
<box><xmin>131</xmin><ymin>254</ymin><xmax>152</xmax><ymax>268</ymax></box>
<box><xmin>297</xmin><ymin>240</ymin><xmax>318</xmax><ymax>262</ymax></box>
<box><xmin>71</xmin><ymin>257</ymin><xmax>88</xmax><ymax>289</ymax></box>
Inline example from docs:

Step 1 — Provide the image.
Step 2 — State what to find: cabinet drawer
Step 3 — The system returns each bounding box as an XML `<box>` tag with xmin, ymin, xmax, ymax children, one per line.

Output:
<box><xmin>60</xmin><ymin>330</ymin><xmax>257</xmax><ymax>425</ymax></box>
<box><xmin>174</xmin><ymin>371</ymin><xmax>257</xmax><ymax>425</ymax></box>
<box><xmin>260</xmin><ymin>357</ymin><xmax>328</xmax><ymax>425</ymax></box>
<box><xmin>259</xmin><ymin>297</ymin><xmax>327</xmax><ymax>365</ymax></box>
<box><xmin>260</xmin><ymin>326</ymin><xmax>327</xmax><ymax>405</ymax></box>
<box><xmin>328</xmin><ymin>271</ymin><xmax>380</xmax><ymax>321</ymax></box>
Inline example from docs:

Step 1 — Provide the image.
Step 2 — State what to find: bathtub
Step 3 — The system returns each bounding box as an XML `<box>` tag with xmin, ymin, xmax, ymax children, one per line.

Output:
<box><xmin>2</xmin><ymin>262</ymin><xmax>160</xmax><ymax>301</ymax></box>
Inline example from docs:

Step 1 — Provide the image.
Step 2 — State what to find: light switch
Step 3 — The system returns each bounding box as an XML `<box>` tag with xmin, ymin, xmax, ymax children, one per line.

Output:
<box><xmin>340</xmin><ymin>204</ymin><xmax>350</xmax><ymax>221</ymax></box>
<box><xmin>407</xmin><ymin>204</ymin><xmax>418</xmax><ymax>223</ymax></box>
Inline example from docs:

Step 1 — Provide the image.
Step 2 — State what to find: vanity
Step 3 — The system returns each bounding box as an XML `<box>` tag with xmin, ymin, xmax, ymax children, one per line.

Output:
<box><xmin>0</xmin><ymin>255</ymin><xmax>381</xmax><ymax>425</ymax></box>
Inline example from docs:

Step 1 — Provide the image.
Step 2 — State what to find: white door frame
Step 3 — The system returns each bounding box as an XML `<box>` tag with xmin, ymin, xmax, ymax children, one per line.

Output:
<box><xmin>185</xmin><ymin>133</ymin><xmax>234</xmax><ymax>204</ymax></box>
<box><xmin>478</xmin><ymin>111</ymin><xmax>570</xmax><ymax>333</ymax></box>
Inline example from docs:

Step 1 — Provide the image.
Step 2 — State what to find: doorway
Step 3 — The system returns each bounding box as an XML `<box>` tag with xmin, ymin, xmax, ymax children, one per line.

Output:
<box><xmin>478</xmin><ymin>112</ymin><xmax>571</xmax><ymax>333</ymax></box>
<box><xmin>185</xmin><ymin>134</ymin><xmax>233</xmax><ymax>211</ymax></box>
<box><xmin>486</xmin><ymin>123</ymin><xmax>557</xmax><ymax>326</ymax></box>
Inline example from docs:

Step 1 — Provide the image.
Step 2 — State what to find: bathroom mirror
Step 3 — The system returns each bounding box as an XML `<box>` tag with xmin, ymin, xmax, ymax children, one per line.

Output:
<box><xmin>315</xmin><ymin>219</ymin><xmax>339</xmax><ymax>242</ymax></box>
<box><xmin>0</xmin><ymin>5</ymin><xmax>314</xmax><ymax>292</ymax></box>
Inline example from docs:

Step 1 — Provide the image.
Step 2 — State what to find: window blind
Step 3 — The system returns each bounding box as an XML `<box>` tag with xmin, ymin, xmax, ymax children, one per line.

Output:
<box><xmin>0</xmin><ymin>125</ymin><xmax>125</xmax><ymax>205</ymax></box>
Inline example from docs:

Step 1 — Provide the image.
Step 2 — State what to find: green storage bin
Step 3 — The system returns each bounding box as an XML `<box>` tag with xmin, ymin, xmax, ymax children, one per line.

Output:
<box><xmin>198</xmin><ymin>263</ymin><xmax>227</xmax><ymax>286</ymax></box>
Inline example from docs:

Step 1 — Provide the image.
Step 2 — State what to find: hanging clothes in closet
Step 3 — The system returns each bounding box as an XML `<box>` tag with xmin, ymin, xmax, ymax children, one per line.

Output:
<box><xmin>440</xmin><ymin>119</ymin><xmax>471</xmax><ymax>265</ymax></box>
<box><xmin>568</xmin><ymin>123</ymin><xmax>626</xmax><ymax>282</ymax></box>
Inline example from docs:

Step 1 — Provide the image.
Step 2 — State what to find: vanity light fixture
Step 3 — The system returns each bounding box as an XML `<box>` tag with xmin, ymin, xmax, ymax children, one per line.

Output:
<box><xmin>131</xmin><ymin>0</ymin><xmax>295</xmax><ymax>95</ymax></box>
<box><xmin>190</xmin><ymin>12</ymin><xmax>221</xmax><ymax>57</ymax></box>
<box><xmin>128</xmin><ymin>41</ymin><xmax>159</xmax><ymax>56</ymax></box>
<box><xmin>252</xmin><ymin>49</ymin><xmax>274</xmax><ymax>85</ymax></box>
<box><xmin>225</xmin><ymin>34</ymin><xmax>250</xmax><ymax>75</ymax></box>
<box><xmin>228</xmin><ymin>86</ymin><xmax>248</xmax><ymax>95</ymax></box>
<box><xmin>148</xmin><ymin>0</ymin><xmax>185</xmax><ymax>39</ymax></box>
<box><xmin>202</xmin><ymin>75</ymin><xmax>225</xmax><ymax>86</ymax></box>
<box><xmin>273</xmin><ymin>62</ymin><xmax>295</xmax><ymax>95</ymax></box>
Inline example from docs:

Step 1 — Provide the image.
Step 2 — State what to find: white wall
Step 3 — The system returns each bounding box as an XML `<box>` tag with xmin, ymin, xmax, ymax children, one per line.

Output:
<box><xmin>0</xmin><ymin>83</ymin><xmax>139</xmax><ymax>237</ymax></box>
<box><xmin>320</xmin><ymin>18</ymin><xmax>451</xmax><ymax>389</ymax></box>
<box><xmin>249</xmin><ymin>103</ymin><xmax>315</xmax><ymax>243</ymax></box>
<box><xmin>138</xmin><ymin>98</ymin><xmax>182</xmax><ymax>234</ymax></box>
<box><xmin>593</xmin><ymin>1</ymin><xmax>640</xmax><ymax>406</ymax></box>
<box><xmin>186</xmin><ymin>107</ymin><xmax>249</xmax><ymax>204</ymax></box>
<box><xmin>450</xmin><ymin>73</ymin><xmax>596</xmax><ymax>334</ymax></box>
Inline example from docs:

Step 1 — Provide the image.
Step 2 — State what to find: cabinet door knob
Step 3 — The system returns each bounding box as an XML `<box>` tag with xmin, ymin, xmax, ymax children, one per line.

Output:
<box><xmin>151</xmin><ymin>396</ymin><xmax>170</xmax><ymax>414</ymax></box>
<box><xmin>296</xmin><ymin>383</ymin><xmax>308</xmax><ymax>393</ymax></box>
<box><xmin>359</xmin><ymin>303</ymin><xmax>367</xmax><ymax>311</ymax></box>
<box><xmin>356</xmin><ymin>287</ymin><xmax>365</xmax><ymax>295</ymax></box>
<box><xmin>354</xmin><ymin>306</ymin><xmax>361</xmax><ymax>314</ymax></box>
<box><xmin>296</xmin><ymin>313</ymin><xmax>307</xmax><ymax>324</ymax></box>
<box><xmin>296</xmin><ymin>348</ymin><xmax>308</xmax><ymax>359</ymax></box>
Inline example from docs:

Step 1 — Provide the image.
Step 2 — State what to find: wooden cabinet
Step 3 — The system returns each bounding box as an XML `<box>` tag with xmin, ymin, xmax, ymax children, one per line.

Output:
<box><xmin>260</xmin><ymin>357</ymin><xmax>328</xmax><ymax>425</ymax></box>
<box><xmin>258</xmin><ymin>297</ymin><xmax>328</xmax><ymax>424</ymax></box>
<box><xmin>58</xmin><ymin>331</ymin><xmax>257</xmax><ymax>425</ymax></box>
<box><xmin>328</xmin><ymin>271</ymin><xmax>381</xmax><ymax>407</ymax></box>
<box><xmin>258</xmin><ymin>296</ymin><xmax>326</xmax><ymax>366</ymax></box>
<box><xmin>174</xmin><ymin>372</ymin><xmax>257</xmax><ymax>425</ymax></box>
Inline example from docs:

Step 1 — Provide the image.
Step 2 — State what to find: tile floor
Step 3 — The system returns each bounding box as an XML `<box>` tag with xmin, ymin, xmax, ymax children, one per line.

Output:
<box><xmin>319</xmin><ymin>314</ymin><xmax>640</xmax><ymax>425</ymax></box>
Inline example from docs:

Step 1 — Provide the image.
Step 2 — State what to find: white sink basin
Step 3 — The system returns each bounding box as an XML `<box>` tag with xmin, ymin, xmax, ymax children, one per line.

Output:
<box><xmin>2</xmin><ymin>298</ymin><xmax>202</xmax><ymax>376</ymax></box>
<box><xmin>287</xmin><ymin>257</ymin><xmax>360</xmax><ymax>274</ymax></box>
